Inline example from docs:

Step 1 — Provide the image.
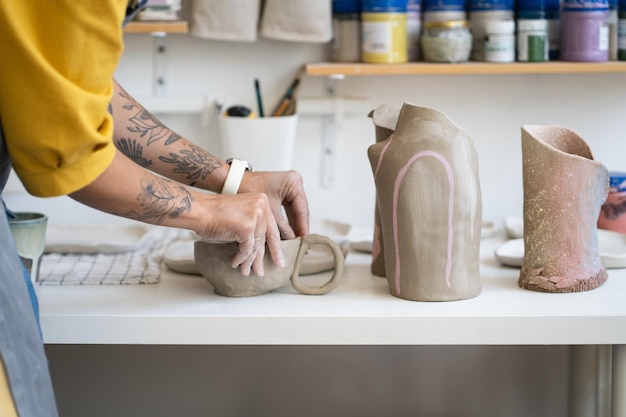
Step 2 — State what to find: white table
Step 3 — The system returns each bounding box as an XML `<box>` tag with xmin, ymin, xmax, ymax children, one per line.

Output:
<box><xmin>37</xmin><ymin>238</ymin><xmax>626</xmax><ymax>416</ymax></box>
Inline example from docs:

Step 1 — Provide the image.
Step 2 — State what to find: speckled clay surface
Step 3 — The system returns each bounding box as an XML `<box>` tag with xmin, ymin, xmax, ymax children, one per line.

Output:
<box><xmin>368</xmin><ymin>103</ymin><xmax>482</xmax><ymax>302</ymax></box>
<box><xmin>520</xmin><ymin>125</ymin><xmax>609</xmax><ymax>293</ymax></box>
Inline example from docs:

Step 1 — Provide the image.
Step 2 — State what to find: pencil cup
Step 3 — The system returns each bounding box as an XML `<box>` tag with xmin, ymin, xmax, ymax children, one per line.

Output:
<box><xmin>218</xmin><ymin>114</ymin><xmax>298</xmax><ymax>171</ymax></box>
<box><xmin>8</xmin><ymin>212</ymin><xmax>48</xmax><ymax>283</ymax></box>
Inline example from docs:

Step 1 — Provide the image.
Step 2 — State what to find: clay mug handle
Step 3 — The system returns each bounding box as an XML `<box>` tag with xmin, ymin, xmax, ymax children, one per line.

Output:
<box><xmin>290</xmin><ymin>234</ymin><xmax>344</xmax><ymax>295</ymax></box>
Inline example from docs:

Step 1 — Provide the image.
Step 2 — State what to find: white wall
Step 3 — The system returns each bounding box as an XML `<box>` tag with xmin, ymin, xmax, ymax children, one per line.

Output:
<box><xmin>6</xmin><ymin>31</ymin><xmax>624</xmax><ymax>417</ymax></box>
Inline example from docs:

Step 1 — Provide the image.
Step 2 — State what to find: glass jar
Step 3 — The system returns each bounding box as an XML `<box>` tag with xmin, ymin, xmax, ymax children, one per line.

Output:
<box><xmin>420</xmin><ymin>20</ymin><xmax>473</xmax><ymax>62</ymax></box>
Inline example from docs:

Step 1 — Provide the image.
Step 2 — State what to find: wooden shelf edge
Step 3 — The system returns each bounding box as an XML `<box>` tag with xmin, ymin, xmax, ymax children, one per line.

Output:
<box><xmin>305</xmin><ymin>61</ymin><xmax>626</xmax><ymax>76</ymax></box>
<box><xmin>124</xmin><ymin>20</ymin><xmax>188</xmax><ymax>34</ymax></box>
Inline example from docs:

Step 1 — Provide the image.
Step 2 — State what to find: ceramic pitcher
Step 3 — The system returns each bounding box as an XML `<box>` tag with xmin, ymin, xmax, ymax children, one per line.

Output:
<box><xmin>367</xmin><ymin>103</ymin><xmax>482</xmax><ymax>301</ymax></box>
<box><xmin>368</xmin><ymin>104</ymin><xmax>401</xmax><ymax>277</ymax></box>
<box><xmin>520</xmin><ymin>125</ymin><xmax>609</xmax><ymax>293</ymax></box>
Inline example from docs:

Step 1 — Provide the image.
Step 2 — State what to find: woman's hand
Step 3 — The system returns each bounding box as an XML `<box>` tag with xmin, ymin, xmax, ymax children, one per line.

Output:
<box><xmin>239</xmin><ymin>170</ymin><xmax>310</xmax><ymax>240</ymax></box>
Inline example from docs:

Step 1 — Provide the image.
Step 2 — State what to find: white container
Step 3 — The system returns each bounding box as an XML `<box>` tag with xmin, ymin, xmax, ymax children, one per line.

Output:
<box><xmin>484</xmin><ymin>19</ymin><xmax>516</xmax><ymax>62</ymax></box>
<box><xmin>517</xmin><ymin>19</ymin><xmax>549</xmax><ymax>61</ymax></box>
<box><xmin>469</xmin><ymin>10</ymin><xmax>515</xmax><ymax>61</ymax></box>
<box><xmin>218</xmin><ymin>114</ymin><xmax>298</xmax><ymax>171</ymax></box>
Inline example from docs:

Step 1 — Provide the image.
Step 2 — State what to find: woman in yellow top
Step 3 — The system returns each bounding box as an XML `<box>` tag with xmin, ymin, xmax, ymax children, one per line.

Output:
<box><xmin>0</xmin><ymin>1</ymin><xmax>310</xmax><ymax>415</ymax></box>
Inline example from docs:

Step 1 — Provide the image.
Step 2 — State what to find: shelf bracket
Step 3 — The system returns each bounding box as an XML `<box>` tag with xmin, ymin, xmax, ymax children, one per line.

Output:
<box><xmin>151</xmin><ymin>32</ymin><xmax>168</xmax><ymax>97</ymax></box>
<box><xmin>298</xmin><ymin>75</ymin><xmax>370</xmax><ymax>188</ymax></box>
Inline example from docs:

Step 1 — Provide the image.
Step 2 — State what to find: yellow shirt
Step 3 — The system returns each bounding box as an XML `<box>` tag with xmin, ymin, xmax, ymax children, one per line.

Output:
<box><xmin>0</xmin><ymin>0</ymin><xmax>128</xmax><ymax>196</ymax></box>
<box><xmin>0</xmin><ymin>357</ymin><xmax>17</xmax><ymax>417</ymax></box>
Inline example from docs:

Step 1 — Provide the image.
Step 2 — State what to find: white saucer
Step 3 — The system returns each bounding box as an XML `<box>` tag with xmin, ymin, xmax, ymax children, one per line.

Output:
<box><xmin>494</xmin><ymin>229</ymin><xmax>626</xmax><ymax>269</ymax></box>
<box><xmin>164</xmin><ymin>239</ymin><xmax>348</xmax><ymax>276</ymax></box>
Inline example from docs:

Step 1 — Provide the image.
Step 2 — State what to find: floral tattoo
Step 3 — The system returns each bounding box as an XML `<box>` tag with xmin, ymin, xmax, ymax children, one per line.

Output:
<box><xmin>118</xmin><ymin>89</ymin><xmax>181</xmax><ymax>146</ymax></box>
<box><xmin>115</xmin><ymin>138</ymin><xmax>152</xmax><ymax>167</ymax></box>
<box><xmin>122</xmin><ymin>176</ymin><xmax>193</xmax><ymax>224</ymax></box>
<box><xmin>159</xmin><ymin>143</ymin><xmax>222</xmax><ymax>185</ymax></box>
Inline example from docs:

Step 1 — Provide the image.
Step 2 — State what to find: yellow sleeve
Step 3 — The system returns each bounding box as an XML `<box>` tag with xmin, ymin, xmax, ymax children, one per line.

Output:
<box><xmin>0</xmin><ymin>0</ymin><xmax>129</xmax><ymax>196</ymax></box>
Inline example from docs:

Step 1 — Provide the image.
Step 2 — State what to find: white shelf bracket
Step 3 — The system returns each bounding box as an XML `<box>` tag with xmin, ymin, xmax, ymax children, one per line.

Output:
<box><xmin>151</xmin><ymin>32</ymin><xmax>168</xmax><ymax>97</ymax></box>
<box><xmin>299</xmin><ymin>75</ymin><xmax>370</xmax><ymax>188</ymax></box>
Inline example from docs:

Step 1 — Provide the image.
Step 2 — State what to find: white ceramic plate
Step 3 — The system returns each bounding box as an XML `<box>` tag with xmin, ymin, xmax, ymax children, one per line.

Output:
<box><xmin>45</xmin><ymin>224</ymin><xmax>152</xmax><ymax>254</ymax></box>
<box><xmin>494</xmin><ymin>229</ymin><xmax>626</xmax><ymax>269</ymax></box>
<box><xmin>164</xmin><ymin>239</ymin><xmax>348</xmax><ymax>276</ymax></box>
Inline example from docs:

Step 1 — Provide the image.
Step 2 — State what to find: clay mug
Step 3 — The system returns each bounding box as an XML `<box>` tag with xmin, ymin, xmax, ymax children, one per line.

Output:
<box><xmin>194</xmin><ymin>234</ymin><xmax>344</xmax><ymax>297</ymax></box>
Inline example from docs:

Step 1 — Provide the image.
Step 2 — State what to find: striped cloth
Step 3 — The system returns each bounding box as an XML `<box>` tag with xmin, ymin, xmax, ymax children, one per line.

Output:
<box><xmin>38</xmin><ymin>227</ymin><xmax>183</xmax><ymax>285</ymax></box>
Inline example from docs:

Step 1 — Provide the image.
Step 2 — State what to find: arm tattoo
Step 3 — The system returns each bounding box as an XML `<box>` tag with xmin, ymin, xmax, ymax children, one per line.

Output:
<box><xmin>158</xmin><ymin>143</ymin><xmax>222</xmax><ymax>184</ymax></box>
<box><xmin>115</xmin><ymin>138</ymin><xmax>153</xmax><ymax>168</ymax></box>
<box><xmin>121</xmin><ymin>176</ymin><xmax>193</xmax><ymax>225</ymax></box>
<box><xmin>118</xmin><ymin>89</ymin><xmax>181</xmax><ymax>146</ymax></box>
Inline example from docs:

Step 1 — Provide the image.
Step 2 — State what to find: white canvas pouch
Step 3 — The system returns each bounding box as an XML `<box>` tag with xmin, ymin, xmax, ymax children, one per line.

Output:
<box><xmin>260</xmin><ymin>0</ymin><xmax>332</xmax><ymax>43</ymax></box>
<box><xmin>190</xmin><ymin>0</ymin><xmax>261</xmax><ymax>42</ymax></box>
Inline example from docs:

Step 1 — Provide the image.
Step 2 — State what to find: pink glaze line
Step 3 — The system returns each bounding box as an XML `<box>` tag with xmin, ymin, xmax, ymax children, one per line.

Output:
<box><xmin>374</xmin><ymin>138</ymin><xmax>393</xmax><ymax>178</ymax></box>
<box><xmin>392</xmin><ymin>151</ymin><xmax>454</xmax><ymax>295</ymax></box>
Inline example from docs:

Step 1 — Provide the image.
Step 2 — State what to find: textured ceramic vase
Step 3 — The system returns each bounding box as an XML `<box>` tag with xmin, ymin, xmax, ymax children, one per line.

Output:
<box><xmin>368</xmin><ymin>104</ymin><xmax>401</xmax><ymax>277</ymax></box>
<box><xmin>519</xmin><ymin>125</ymin><xmax>609</xmax><ymax>293</ymax></box>
<box><xmin>367</xmin><ymin>103</ymin><xmax>482</xmax><ymax>301</ymax></box>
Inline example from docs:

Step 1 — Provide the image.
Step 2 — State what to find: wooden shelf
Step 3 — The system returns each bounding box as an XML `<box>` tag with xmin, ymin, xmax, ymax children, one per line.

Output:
<box><xmin>124</xmin><ymin>20</ymin><xmax>188</xmax><ymax>34</ymax></box>
<box><xmin>305</xmin><ymin>61</ymin><xmax>626</xmax><ymax>76</ymax></box>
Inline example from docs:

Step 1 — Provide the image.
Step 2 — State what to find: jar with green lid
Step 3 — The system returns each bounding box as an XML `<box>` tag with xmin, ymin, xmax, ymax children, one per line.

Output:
<box><xmin>420</xmin><ymin>20</ymin><xmax>473</xmax><ymax>62</ymax></box>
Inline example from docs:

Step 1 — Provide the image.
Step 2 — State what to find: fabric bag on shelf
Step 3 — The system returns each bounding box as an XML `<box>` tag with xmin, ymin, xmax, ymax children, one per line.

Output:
<box><xmin>190</xmin><ymin>0</ymin><xmax>261</xmax><ymax>42</ymax></box>
<box><xmin>260</xmin><ymin>0</ymin><xmax>333</xmax><ymax>43</ymax></box>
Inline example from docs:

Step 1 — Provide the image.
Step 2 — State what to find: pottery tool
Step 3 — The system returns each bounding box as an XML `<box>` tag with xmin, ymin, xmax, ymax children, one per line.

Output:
<box><xmin>254</xmin><ymin>78</ymin><xmax>265</xmax><ymax>117</ymax></box>
<box><xmin>271</xmin><ymin>77</ymin><xmax>300</xmax><ymax>117</ymax></box>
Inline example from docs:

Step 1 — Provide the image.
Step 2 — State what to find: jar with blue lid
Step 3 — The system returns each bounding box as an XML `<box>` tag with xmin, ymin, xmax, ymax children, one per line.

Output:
<box><xmin>517</xmin><ymin>0</ymin><xmax>561</xmax><ymax>60</ymax></box>
<box><xmin>618</xmin><ymin>0</ymin><xmax>626</xmax><ymax>60</ymax></box>
<box><xmin>332</xmin><ymin>0</ymin><xmax>362</xmax><ymax>62</ymax></box>
<box><xmin>423</xmin><ymin>0</ymin><xmax>468</xmax><ymax>22</ymax></box>
<box><xmin>361</xmin><ymin>0</ymin><xmax>408</xmax><ymax>63</ymax></box>
<box><xmin>598</xmin><ymin>171</ymin><xmax>626</xmax><ymax>233</ymax></box>
<box><xmin>561</xmin><ymin>0</ymin><xmax>610</xmax><ymax>61</ymax></box>
<box><xmin>469</xmin><ymin>0</ymin><xmax>515</xmax><ymax>60</ymax></box>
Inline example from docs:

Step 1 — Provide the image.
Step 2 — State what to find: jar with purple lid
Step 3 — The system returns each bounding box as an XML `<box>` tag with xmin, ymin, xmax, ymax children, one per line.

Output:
<box><xmin>561</xmin><ymin>0</ymin><xmax>610</xmax><ymax>61</ymax></box>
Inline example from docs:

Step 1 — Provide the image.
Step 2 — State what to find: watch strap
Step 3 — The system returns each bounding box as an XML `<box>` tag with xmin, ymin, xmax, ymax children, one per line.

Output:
<box><xmin>221</xmin><ymin>158</ymin><xmax>250</xmax><ymax>195</ymax></box>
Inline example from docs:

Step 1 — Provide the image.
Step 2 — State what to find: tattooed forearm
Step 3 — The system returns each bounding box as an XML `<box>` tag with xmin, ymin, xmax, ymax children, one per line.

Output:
<box><xmin>159</xmin><ymin>143</ymin><xmax>223</xmax><ymax>185</ymax></box>
<box><xmin>120</xmin><ymin>176</ymin><xmax>193</xmax><ymax>225</ymax></box>
<box><xmin>118</xmin><ymin>88</ymin><xmax>181</xmax><ymax>146</ymax></box>
<box><xmin>115</xmin><ymin>138</ymin><xmax>153</xmax><ymax>167</ymax></box>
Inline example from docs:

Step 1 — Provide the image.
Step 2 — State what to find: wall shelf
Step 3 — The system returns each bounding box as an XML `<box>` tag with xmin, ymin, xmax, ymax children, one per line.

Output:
<box><xmin>124</xmin><ymin>20</ymin><xmax>188</xmax><ymax>34</ymax></box>
<box><xmin>305</xmin><ymin>61</ymin><xmax>626</xmax><ymax>77</ymax></box>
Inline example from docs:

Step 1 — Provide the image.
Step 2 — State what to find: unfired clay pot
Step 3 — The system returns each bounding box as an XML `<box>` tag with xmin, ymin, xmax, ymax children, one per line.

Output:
<box><xmin>194</xmin><ymin>234</ymin><xmax>344</xmax><ymax>297</ymax></box>
<box><xmin>368</xmin><ymin>104</ymin><xmax>401</xmax><ymax>278</ymax></box>
<box><xmin>520</xmin><ymin>125</ymin><xmax>609</xmax><ymax>293</ymax></box>
<box><xmin>367</xmin><ymin>103</ymin><xmax>482</xmax><ymax>302</ymax></box>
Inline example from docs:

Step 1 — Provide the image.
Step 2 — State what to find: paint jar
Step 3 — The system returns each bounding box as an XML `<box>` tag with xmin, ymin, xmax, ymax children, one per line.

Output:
<box><xmin>545</xmin><ymin>0</ymin><xmax>562</xmax><ymax>59</ymax></box>
<box><xmin>423</xmin><ymin>0</ymin><xmax>467</xmax><ymax>22</ymax></box>
<box><xmin>407</xmin><ymin>0</ymin><xmax>423</xmax><ymax>61</ymax></box>
<box><xmin>484</xmin><ymin>19</ymin><xmax>516</xmax><ymax>62</ymax></box>
<box><xmin>332</xmin><ymin>0</ymin><xmax>361</xmax><ymax>62</ymax></box>
<box><xmin>361</xmin><ymin>0</ymin><xmax>408</xmax><ymax>63</ymax></box>
<box><xmin>517</xmin><ymin>19</ymin><xmax>549</xmax><ymax>61</ymax></box>
<box><xmin>598</xmin><ymin>172</ymin><xmax>626</xmax><ymax>234</ymax></box>
<box><xmin>469</xmin><ymin>0</ymin><xmax>514</xmax><ymax>61</ymax></box>
<box><xmin>561</xmin><ymin>0</ymin><xmax>610</xmax><ymax>61</ymax></box>
<box><xmin>620</xmin><ymin>0</ymin><xmax>626</xmax><ymax>60</ymax></box>
<box><xmin>421</xmin><ymin>19</ymin><xmax>473</xmax><ymax>62</ymax></box>
<box><xmin>609</xmin><ymin>0</ymin><xmax>619</xmax><ymax>59</ymax></box>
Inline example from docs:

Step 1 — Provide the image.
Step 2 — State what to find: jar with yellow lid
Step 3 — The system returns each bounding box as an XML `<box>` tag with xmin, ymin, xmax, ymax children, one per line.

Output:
<box><xmin>420</xmin><ymin>20</ymin><xmax>473</xmax><ymax>62</ymax></box>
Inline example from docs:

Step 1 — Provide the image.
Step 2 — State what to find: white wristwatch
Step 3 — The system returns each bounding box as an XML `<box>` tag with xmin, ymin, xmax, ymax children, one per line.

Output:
<box><xmin>221</xmin><ymin>158</ymin><xmax>253</xmax><ymax>195</ymax></box>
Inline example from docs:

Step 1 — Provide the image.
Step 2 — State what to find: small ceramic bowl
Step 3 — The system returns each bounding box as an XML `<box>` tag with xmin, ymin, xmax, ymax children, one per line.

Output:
<box><xmin>194</xmin><ymin>234</ymin><xmax>344</xmax><ymax>297</ymax></box>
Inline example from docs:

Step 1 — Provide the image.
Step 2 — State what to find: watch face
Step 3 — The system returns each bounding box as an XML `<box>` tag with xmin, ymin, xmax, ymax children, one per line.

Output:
<box><xmin>226</xmin><ymin>158</ymin><xmax>253</xmax><ymax>172</ymax></box>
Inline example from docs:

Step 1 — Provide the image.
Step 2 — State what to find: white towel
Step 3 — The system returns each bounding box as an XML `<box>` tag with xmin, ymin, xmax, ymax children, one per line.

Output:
<box><xmin>260</xmin><ymin>0</ymin><xmax>333</xmax><ymax>43</ymax></box>
<box><xmin>190</xmin><ymin>0</ymin><xmax>261</xmax><ymax>42</ymax></box>
<box><xmin>38</xmin><ymin>227</ymin><xmax>183</xmax><ymax>285</ymax></box>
